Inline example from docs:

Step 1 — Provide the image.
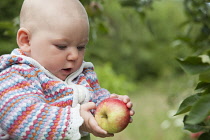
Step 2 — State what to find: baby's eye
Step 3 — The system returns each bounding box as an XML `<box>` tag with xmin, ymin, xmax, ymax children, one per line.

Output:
<box><xmin>77</xmin><ymin>46</ymin><xmax>86</xmax><ymax>51</ymax></box>
<box><xmin>55</xmin><ymin>45</ymin><xmax>67</xmax><ymax>50</ymax></box>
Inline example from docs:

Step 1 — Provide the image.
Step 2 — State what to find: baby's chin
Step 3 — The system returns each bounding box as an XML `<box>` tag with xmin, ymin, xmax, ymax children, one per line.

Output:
<box><xmin>53</xmin><ymin>73</ymin><xmax>69</xmax><ymax>81</ymax></box>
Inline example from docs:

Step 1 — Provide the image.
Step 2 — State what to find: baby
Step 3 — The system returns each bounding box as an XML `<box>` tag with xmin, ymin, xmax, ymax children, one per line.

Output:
<box><xmin>0</xmin><ymin>0</ymin><xmax>134</xmax><ymax>139</ymax></box>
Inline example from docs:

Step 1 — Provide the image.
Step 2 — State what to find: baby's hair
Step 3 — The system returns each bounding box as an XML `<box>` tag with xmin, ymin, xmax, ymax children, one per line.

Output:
<box><xmin>19</xmin><ymin>0</ymin><xmax>89</xmax><ymax>33</ymax></box>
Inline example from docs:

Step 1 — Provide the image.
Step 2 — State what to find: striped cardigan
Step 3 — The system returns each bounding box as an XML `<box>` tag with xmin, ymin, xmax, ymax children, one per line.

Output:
<box><xmin>0</xmin><ymin>49</ymin><xmax>110</xmax><ymax>140</ymax></box>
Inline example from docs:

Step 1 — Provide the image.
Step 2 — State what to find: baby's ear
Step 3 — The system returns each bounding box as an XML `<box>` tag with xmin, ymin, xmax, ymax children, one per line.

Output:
<box><xmin>16</xmin><ymin>28</ymin><xmax>31</xmax><ymax>53</ymax></box>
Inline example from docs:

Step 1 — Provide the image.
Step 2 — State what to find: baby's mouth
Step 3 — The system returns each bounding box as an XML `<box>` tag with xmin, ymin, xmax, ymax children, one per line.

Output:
<box><xmin>62</xmin><ymin>68</ymin><xmax>72</xmax><ymax>73</ymax></box>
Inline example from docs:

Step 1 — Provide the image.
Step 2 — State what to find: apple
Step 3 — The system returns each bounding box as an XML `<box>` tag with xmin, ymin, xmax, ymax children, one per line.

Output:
<box><xmin>95</xmin><ymin>98</ymin><xmax>130</xmax><ymax>133</ymax></box>
<box><xmin>190</xmin><ymin>132</ymin><xmax>203</xmax><ymax>139</ymax></box>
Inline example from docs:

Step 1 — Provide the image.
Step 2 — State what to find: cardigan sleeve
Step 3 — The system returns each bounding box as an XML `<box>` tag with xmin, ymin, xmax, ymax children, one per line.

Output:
<box><xmin>0</xmin><ymin>66</ymin><xmax>83</xmax><ymax>140</ymax></box>
<box><xmin>82</xmin><ymin>67</ymin><xmax>111</xmax><ymax>106</ymax></box>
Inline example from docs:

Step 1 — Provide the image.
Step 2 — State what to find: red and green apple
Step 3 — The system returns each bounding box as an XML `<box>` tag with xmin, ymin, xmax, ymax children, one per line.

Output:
<box><xmin>95</xmin><ymin>98</ymin><xmax>130</xmax><ymax>133</ymax></box>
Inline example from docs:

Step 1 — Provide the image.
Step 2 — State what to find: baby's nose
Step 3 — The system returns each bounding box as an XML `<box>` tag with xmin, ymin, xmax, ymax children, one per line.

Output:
<box><xmin>67</xmin><ymin>47</ymin><xmax>79</xmax><ymax>61</ymax></box>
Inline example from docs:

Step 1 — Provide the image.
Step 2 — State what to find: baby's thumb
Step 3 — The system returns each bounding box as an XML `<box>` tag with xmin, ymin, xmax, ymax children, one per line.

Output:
<box><xmin>83</xmin><ymin>102</ymin><xmax>96</xmax><ymax>111</ymax></box>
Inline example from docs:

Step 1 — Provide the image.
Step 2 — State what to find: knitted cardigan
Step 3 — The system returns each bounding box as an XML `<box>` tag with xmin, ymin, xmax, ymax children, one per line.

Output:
<box><xmin>0</xmin><ymin>49</ymin><xmax>110</xmax><ymax>140</ymax></box>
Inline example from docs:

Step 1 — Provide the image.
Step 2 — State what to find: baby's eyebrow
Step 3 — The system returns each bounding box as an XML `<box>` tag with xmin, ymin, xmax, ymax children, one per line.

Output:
<box><xmin>52</xmin><ymin>37</ymin><xmax>89</xmax><ymax>46</ymax></box>
<box><xmin>53</xmin><ymin>38</ymin><xmax>69</xmax><ymax>42</ymax></box>
<box><xmin>81</xmin><ymin>37</ymin><xmax>89</xmax><ymax>44</ymax></box>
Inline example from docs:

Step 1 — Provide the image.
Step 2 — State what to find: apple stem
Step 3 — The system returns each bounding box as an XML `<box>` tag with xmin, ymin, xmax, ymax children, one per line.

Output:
<box><xmin>102</xmin><ymin>114</ymin><xmax>108</xmax><ymax>119</ymax></box>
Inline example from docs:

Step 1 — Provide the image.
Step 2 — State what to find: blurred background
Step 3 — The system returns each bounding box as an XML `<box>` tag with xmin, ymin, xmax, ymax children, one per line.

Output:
<box><xmin>1</xmin><ymin>0</ymin><xmax>209</xmax><ymax>139</ymax></box>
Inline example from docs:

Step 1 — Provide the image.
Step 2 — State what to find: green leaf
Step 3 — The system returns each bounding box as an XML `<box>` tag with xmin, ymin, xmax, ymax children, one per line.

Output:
<box><xmin>195</xmin><ymin>82</ymin><xmax>210</xmax><ymax>92</ymax></box>
<box><xmin>198</xmin><ymin>132</ymin><xmax>210</xmax><ymax>140</ymax></box>
<box><xmin>184</xmin><ymin>115</ymin><xmax>207</xmax><ymax>133</ymax></box>
<box><xmin>177</xmin><ymin>56</ymin><xmax>210</xmax><ymax>75</ymax></box>
<box><xmin>175</xmin><ymin>93</ymin><xmax>201</xmax><ymax>115</ymax></box>
<box><xmin>184</xmin><ymin>123</ymin><xmax>206</xmax><ymax>133</ymax></box>
<box><xmin>199</xmin><ymin>71</ymin><xmax>210</xmax><ymax>83</ymax></box>
<box><xmin>186</xmin><ymin>94</ymin><xmax>210</xmax><ymax>124</ymax></box>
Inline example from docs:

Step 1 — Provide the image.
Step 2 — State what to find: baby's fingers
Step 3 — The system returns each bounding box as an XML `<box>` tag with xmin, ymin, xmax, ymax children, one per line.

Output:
<box><xmin>122</xmin><ymin>95</ymin><xmax>130</xmax><ymax>103</ymax></box>
<box><xmin>110</xmin><ymin>94</ymin><xmax>130</xmax><ymax>104</ymax></box>
<box><xmin>90</xmin><ymin>118</ymin><xmax>106</xmax><ymax>134</ymax></box>
<box><xmin>129</xmin><ymin>117</ymin><xmax>133</xmax><ymax>123</ymax></box>
<box><xmin>89</xmin><ymin>118</ymin><xmax>114</xmax><ymax>137</ymax></box>
<box><xmin>110</xmin><ymin>94</ymin><xmax>118</xmax><ymax>98</ymax></box>
<box><xmin>130</xmin><ymin>109</ymin><xmax>135</xmax><ymax>116</ymax></box>
<box><xmin>126</xmin><ymin>101</ymin><xmax>133</xmax><ymax>109</ymax></box>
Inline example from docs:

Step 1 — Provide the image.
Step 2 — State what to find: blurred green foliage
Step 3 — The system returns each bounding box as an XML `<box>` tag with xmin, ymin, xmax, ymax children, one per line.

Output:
<box><xmin>85</xmin><ymin>0</ymin><xmax>190</xmax><ymax>82</ymax></box>
<box><xmin>177</xmin><ymin>0</ymin><xmax>210</xmax><ymax>55</ymax></box>
<box><xmin>95</xmin><ymin>63</ymin><xmax>136</xmax><ymax>95</ymax></box>
<box><xmin>0</xmin><ymin>0</ymin><xmax>22</xmax><ymax>50</ymax></box>
<box><xmin>175</xmin><ymin>0</ymin><xmax>210</xmax><ymax>139</ymax></box>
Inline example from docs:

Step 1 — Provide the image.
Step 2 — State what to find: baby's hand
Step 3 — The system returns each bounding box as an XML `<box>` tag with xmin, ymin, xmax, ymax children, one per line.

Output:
<box><xmin>79</xmin><ymin>102</ymin><xmax>114</xmax><ymax>138</ymax></box>
<box><xmin>110</xmin><ymin>94</ymin><xmax>135</xmax><ymax>123</ymax></box>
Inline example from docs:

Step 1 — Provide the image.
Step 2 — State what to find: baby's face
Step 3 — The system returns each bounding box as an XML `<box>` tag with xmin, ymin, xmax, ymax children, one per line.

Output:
<box><xmin>19</xmin><ymin>0</ymin><xmax>89</xmax><ymax>80</ymax></box>
<box><xmin>28</xmin><ymin>16</ymin><xmax>89</xmax><ymax>80</ymax></box>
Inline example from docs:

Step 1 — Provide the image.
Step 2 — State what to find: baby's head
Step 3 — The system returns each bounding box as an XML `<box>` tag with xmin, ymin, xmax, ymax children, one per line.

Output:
<box><xmin>17</xmin><ymin>0</ymin><xmax>89</xmax><ymax>80</ymax></box>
